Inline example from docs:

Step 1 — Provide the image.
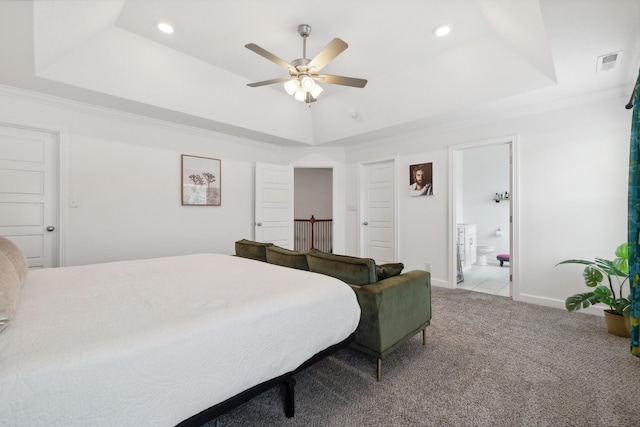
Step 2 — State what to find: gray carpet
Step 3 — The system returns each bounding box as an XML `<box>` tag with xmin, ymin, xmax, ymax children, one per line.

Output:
<box><xmin>208</xmin><ymin>287</ymin><xmax>640</xmax><ymax>426</ymax></box>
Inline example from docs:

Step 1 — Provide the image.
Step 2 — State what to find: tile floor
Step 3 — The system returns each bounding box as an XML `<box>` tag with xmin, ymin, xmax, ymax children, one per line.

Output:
<box><xmin>456</xmin><ymin>259</ymin><xmax>510</xmax><ymax>297</ymax></box>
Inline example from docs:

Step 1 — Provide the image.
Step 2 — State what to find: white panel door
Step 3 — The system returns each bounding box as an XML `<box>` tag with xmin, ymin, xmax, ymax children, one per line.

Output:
<box><xmin>255</xmin><ymin>162</ymin><xmax>294</xmax><ymax>249</ymax></box>
<box><xmin>360</xmin><ymin>160</ymin><xmax>396</xmax><ymax>263</ymax></box>
<box><xmin>0</xmin><ymin>125</ymin><xmax>59</xmax><ymax>268</ymax></box>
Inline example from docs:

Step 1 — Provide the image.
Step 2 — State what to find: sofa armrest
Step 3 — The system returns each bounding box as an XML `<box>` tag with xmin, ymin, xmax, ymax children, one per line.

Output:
<box><xmin>349</xmin><ymin>270</ymin><xmax>431</xmax><ymax>358</ymax></box>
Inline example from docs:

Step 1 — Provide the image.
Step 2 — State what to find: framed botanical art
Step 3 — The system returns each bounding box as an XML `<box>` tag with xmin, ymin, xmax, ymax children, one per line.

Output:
<box><xmin>181</xmin><ymin>154</ymin><xmax>221</xmax><ymax>206</ymax></box>
<box><xmin>409</xmin><ymin>162</ymin><xmax>433</xmax><ymax>197</ymax></box>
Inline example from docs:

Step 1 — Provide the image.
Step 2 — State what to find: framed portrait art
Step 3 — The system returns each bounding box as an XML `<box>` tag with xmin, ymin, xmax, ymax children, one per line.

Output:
<box><xmin>181</xmin><ymin>154</ymin><xmax>221</xmax><ymax>206</ymax></box>
<box><xmin>409</xmin><ymin>162</ymin><xmax>433</xmax><ymax>197</ymax></box>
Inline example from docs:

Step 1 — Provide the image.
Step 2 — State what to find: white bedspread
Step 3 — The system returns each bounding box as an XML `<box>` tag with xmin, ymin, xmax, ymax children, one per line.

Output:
<box><xmin>0</xmin><ymin>254</ymin><xmax>360</xmax><ymax>426</ymax></box>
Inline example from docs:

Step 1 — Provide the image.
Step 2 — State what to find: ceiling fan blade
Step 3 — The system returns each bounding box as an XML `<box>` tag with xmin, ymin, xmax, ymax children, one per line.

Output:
<box><xmin>317</xmin><ymin>74</ymin><xmax>368</xmax><ymax>88</ymax></box>
<box><xmin>245</xmin><ymin>43</ymin><xmax>293</xmax><ymax>72</ymax></box>
<box><xmin>307</xmin><ymin>38</ymin><xmax>348</xmax><ymax>71</ymax></box>
<box><xmin>247</xmin><ymin>77</ymin><xmax>291</xmax><ymax>87</ymax></box>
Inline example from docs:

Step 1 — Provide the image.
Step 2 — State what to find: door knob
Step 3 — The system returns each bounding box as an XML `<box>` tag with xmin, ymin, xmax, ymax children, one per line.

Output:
<box><xmin>256</xmin><ymin>222</ymin><xmax>262</xmax><ymax>227</ymax></box>
<box><xmin>362</xmin><ymin>221</ymin><xmax>368</xmax><ymax>226</ymax></box>
<box><xmin>46</xmin><ymin>226</ymin><xmax>55</xmax><ymax>232</ymax></box>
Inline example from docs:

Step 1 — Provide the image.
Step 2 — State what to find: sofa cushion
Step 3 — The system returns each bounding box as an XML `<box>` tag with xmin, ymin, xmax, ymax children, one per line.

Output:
<box><xmin>266</xmin><ymin>246</ymin><xmax>309</xmax><ymax>271</ymax></box>
<box><xmin>235</xmin><ymin>239</ymin><xmax>273</xmax><ymax>262</ymax></box>
<box><xmin>376</xmin><ymin>262</ymin><xmax>404</xmax><ymax>281</ymax></box>
<box><xmin>306</xmin><ymin>250</ymin><xmax>377</xmax><ymax>286</ymax></box>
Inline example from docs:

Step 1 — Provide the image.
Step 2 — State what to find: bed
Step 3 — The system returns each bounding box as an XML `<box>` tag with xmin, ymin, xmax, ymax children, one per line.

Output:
<box><xmin>0</xmin><ymin>247</ymin><xmax>360</xmax><ymax>426</ymax></box>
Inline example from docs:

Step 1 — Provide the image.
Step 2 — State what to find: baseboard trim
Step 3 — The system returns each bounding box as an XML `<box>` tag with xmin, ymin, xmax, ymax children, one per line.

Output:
<box><xmin>514</xmin><ymin>293</ymin><xmax>605</xmax><ymax>316</ymax></box>
<box><xmin>432</xmin><ymin>282</ymin><xmax>607</xmax><ymax>317</ymax></box>
<box><xmin>431</xmin><ymin>279</ymin><xmax>453</xmax><ymax>289</ymax></box>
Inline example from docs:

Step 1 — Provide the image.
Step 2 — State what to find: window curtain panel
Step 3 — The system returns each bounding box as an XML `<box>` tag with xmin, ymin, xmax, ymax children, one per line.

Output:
<box><xmin>627</xmin><ymin>69</ymin><xmax>640</xmax><ymax>357</ymax></box>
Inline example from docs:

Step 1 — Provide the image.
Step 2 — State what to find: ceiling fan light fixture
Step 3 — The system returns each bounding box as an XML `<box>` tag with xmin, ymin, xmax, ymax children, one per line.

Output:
<box><xmin>284</xmin><ymin>79</ymin><xmax>298</xmax><ymax>95</ymax></box>
<box><xmin>300</xmin><ymin>75</ymin><xmax>316</xmax><ymax>92</ymax></box>
<box><xmin>294</xmin><ymin>87</ymin><xmax>307</xmax><ymax>102</ymax></box>
<box><xmin>310</xmin><ymin>84</ymin><xmax>323</xmax><ymax>99</ymax></box>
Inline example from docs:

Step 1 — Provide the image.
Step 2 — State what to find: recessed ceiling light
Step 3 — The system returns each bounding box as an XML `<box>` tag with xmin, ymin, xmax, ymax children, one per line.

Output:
<box><xmin>158</xmin><ymin>22</ymin><xmax>174</xmax><ymax>34</ymax></box>
<box><xmin>433</xmin><ymin>24</ymin><xmax>451</xmax><ymax>38</ymax></box>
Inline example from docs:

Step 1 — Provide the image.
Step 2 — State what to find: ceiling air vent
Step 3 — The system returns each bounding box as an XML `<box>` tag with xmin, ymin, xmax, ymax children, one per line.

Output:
<box><xmin>596</xmin><ymin>51</ymin><xmax>622</xmax><ymax>72</ymax></box>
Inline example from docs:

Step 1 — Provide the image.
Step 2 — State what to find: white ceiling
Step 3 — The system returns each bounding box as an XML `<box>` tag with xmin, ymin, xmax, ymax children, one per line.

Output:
<box><xmin>0</xmin><ymin>0</ymin><xmax>638</xmax><ymax>147</ymax></box>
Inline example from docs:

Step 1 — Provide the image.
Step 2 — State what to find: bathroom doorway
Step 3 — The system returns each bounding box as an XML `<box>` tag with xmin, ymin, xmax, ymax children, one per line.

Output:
<box><xmin>450</xmin><ymin>137</ymin><xmax>517</xmax><ymax>298</ymax></box>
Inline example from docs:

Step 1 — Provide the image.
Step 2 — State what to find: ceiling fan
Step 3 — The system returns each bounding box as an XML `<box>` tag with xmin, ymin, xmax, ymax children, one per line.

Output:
<box><xmin>245</xmin><ymin>24</ymin><xmax>368</xmax><ymax>104</ymax></box>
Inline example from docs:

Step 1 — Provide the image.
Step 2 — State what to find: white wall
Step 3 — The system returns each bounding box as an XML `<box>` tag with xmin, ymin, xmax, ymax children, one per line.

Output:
<box><xmin>461</xmin><ymin>143</ymin><xmax>510</xmax><ymax>255</ymax></box>
<box><xmin>345</xmin><ymin>93</ymin><xmax>631</xmax><ymax>311</ymax></box>
<box><xmin>1</xmin><ymin>86</ymin><xmax>632</xmax><ymax>314</ymax></box>
<box><xmin>399</xmin><ymin>151</ymin><xmax>450</xmax><ymax>281</ymax></box>
<box><xmin>0</xmin><ymin>87</ymin><xmax>281</xmax><ymax>266</ymax></box>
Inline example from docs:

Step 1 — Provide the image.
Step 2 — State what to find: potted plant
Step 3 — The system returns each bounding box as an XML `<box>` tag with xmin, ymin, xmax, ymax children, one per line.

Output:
<box><xmin>556</xmin><ymin>242</ymin><xmax>631</xmax><ymax>337</ymax></box>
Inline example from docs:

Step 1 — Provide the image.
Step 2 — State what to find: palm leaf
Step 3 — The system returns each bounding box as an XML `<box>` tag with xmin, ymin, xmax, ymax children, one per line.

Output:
<box><xmin>594</xmin><ymin>258</ymin><xmax>614</xmax><ymax>274</ymax></box>
<box><xmin>615</xmin><ymin>297</ymin><xmax>631</xmax><ymax>316</ymax></box>
<box><xmin>615</xmin><ymin>242</ymin><xmax>628</xmax><ymax>259</ymax></box>
<box><xmin>556</xmin><ymin>259</ymin><xmax>595</xmax><ymax>267</ymax></box>
<box><xmin>565</xmin><ymin>292</ymin><xmax>598</xmax><ymax>311</ymax></box>
<box><xmin>593</xmin><ymin>285</ymin><xmax>615</xmax><ymax>308</ymax></box>
<box><xmin>612</xmin><ymin>258</ymin><xmax>629</xmax><ymax>276</ymax></box>
<box><xmin>582</xmin><ymin>267</ymin><xmax>603</xmax><ymax>287</ymax></box>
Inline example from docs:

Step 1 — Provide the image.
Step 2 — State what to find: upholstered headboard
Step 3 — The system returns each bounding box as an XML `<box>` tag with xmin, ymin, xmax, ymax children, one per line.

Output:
<box><xmin>0</xmin><ymin>237</ymin><xmax>28</xmax><ymax>333</ymax></box>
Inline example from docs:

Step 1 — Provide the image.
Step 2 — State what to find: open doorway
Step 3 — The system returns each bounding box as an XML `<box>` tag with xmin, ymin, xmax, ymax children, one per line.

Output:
<box><xmin>451</xmin><ymin>138</ymin><xmax>517</xmax><ymax>297</ymax></box>
<box><xmin>293</xmin><ymin>168</ymin><xmax>333</xmax><ymax>252</ymax></box>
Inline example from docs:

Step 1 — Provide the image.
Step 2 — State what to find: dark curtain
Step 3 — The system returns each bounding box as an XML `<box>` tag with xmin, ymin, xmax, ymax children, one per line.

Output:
<box><xmin>627</xmin><ymin>69</ymin><xmax>640</xmax><ymax>357</ymax></box>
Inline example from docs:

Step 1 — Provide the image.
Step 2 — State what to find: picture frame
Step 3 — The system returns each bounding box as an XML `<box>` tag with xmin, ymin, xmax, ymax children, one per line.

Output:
<box><xmin>409</xmin><ymin>162</ymin><xmax>433</xmax><ymax>197</ymax></box>
<box><xmin>181</xmin><ymin>154</ymin><xmax>221</xmax><ymax>206</ymax></box>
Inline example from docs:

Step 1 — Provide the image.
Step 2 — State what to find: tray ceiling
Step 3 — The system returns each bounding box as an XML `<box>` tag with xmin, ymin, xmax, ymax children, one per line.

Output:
<box><xmin>0</xmin><ymin>0</ymin><xmax>638</xmax><ymax>147</ymax></box>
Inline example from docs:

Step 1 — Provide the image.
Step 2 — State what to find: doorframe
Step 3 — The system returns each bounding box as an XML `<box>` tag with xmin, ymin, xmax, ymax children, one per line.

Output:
<box><xmin>292</xmin><ymin>165</ymin><xmax>334</xmax><ymax>250</ymax></box>
<box><xmin>357</xmin><ymin>157</ymin><xmax>399</xmax><ymax>262</ymax></box>
<box><xmin>448</xmin><ymin>135</ymin><xmax>519</xmax><ymax>298</ymax></box>
<box><xmin>0</xmin><ymin>120</ymin><xmax>69</xmax><ymax>267</ymax></box>
<box><xmin>289</xmin><ymin>159</ymin><xmax>344</xmax><ymax>254</ymax></box>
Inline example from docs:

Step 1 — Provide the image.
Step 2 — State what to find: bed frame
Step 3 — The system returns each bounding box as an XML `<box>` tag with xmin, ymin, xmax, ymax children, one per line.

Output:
<box><xmin>177</xmin><ymin>333</ymin><xmax>355</xmax><ymax>426</ymax></box>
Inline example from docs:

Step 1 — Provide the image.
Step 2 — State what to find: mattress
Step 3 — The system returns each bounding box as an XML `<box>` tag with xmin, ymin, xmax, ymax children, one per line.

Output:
<box><xmin>0</xmin><ymin>253</ymin><xmax>360</xmax><ymax>426</ymax></box>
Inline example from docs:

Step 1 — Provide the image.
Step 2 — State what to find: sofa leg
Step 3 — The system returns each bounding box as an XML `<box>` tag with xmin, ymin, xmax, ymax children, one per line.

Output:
<box><xmin>422</xmin><ymin>328</ymin><xmax>427</xmax><ymax>346</ymax></box>
<box><xmin>377</xmin><ymin>358</ymin><xmax>382</xmax><ymax>382</ymax></box>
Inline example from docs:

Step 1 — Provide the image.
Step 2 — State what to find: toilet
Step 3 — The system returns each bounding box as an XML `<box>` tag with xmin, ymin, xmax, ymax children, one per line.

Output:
<box><xmin>475</xmin><ymin>245</ymin><xmax>495</xmax><ymax>266</ymax></box>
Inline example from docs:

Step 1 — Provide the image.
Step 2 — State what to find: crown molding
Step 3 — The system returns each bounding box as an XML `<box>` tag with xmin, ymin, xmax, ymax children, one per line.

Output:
<box><xmin>0</xmin><ymin>83</ymin><xmax>298</xmax><ymax>151</ymax></box>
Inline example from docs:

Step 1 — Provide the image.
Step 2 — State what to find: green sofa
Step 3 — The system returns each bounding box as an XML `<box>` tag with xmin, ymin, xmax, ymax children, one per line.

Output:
<box><xmin>235</xmin><ymin>240</ymin><xmax>432</xmax><ymax>380</ymax></box>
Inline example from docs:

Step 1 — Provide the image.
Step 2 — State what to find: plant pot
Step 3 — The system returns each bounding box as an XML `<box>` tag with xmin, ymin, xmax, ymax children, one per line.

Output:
<box><xmin>604</xmin><ymin>309</ymin><xmax>630</xmax><ymax>338</ymax></box>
